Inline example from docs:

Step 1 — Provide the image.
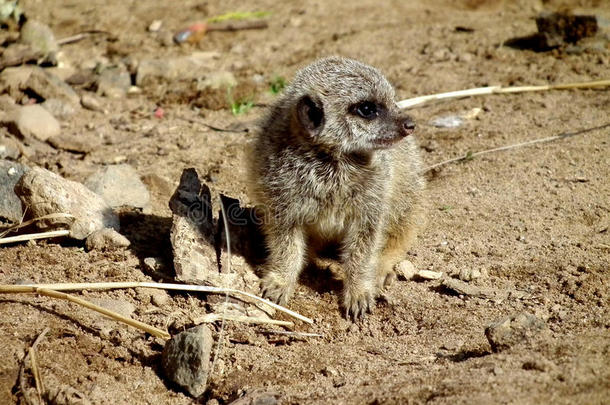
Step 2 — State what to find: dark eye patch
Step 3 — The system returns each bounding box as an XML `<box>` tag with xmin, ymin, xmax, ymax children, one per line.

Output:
<box><xmin>351</xmin><ymin>101</ymin><xmax>383</xmax><ymax>120</ymax></box>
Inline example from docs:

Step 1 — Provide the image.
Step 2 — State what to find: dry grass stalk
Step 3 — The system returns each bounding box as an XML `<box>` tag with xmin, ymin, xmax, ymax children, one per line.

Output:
<box><xmin>0</xmin><ymin>229</ymin><xmax>71</xmax><ymax>245</ymax></box>
<box><xmin>1</xmin><ymin>286</ymin><xmax>170</xmax><ymax>339</ymax></box>
<box><xmin>0</xmin><ymin>213</ymin><xmax>75</xmax><ymax>238</ymax></box>
<box><xmin>195</xmin><ymin>313</ymin><xmax>293</xmax><ymax>327</ymax></box>
<box><xmin>0</xmin><ymin>282</ymin><xmax>314</xmax><ymax>324</ymax></box>
<box><xmin>397</xmin><ymin>79</ymin><xmax>610</xmax><ymax>109</ymax></box>
<box><xmin>423</xmin><ymin>123</ymin><xmax>610</xmax><ymax>172</ymax></box>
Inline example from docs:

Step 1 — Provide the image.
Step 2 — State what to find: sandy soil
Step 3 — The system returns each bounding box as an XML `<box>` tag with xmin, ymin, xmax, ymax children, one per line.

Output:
<box><xmin>1</xmin><ymin>0</ymin><xmax>609</xmax><ymax>404</ymax></box>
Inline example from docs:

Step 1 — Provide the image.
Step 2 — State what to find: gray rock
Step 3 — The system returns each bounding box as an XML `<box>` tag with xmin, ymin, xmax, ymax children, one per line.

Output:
<box><xmin>0</xmin><ymin>66</ymin><xmax>34</xmax><ymax>99</ymax></box>
<box><xmin>162</xmin><ymin>325</ymin><xmax>213</xmax><ymax>397</ymax></box>
<box><xmin>14</xmin><ymin>167</ymin><xmax>119</xmax><ymax>239</ymax></box>
<box><xmin>85</xmin><ymin>164</ymin><xmax>150</xmax><ymax>209</ymax></box>
<box><xmin>23</xmin><ymin>67</ymin><xmax>80</xmax><ymax>106</ymax></box>
<box><xmin>0</xmin><ymin>134</ymin><xmax>21</xmax><ymax>160</ymax></box>
<box><xmin>485</xmin><ymin>312</ymin><xmax>546</xmax><ymax>352</ymax></box>
<box><xmin>80</xmin><ymin>93</ymin><xmax>106</xmax><ymax>113</ymax></box>
<box><xmin>97</xmin><ymin>67</ymin><xmax>131</xmax><ymax>99</ymax></box>
<box><xmin>136</xmin><ymin>52</ymin><xmax>219</xmax><ymax>85</ymax></box>
<box><xmin>48</xmin><ymin>133</ymin><xmax>102</xmax><ymax>153</ymax></box>
<box><xmin>0</xmin><ymin>160</ymin><xmax>29</xmax><ymax>223</ymax></box>
<box><xmin>169</xmin><ymin>168</ymin><xmax>218</xmax><ymax>283</ymax></box>
<box><xmin>85</xmin><ymin>228</ymin><xmax>130</xmax><ymax>251</ymax></box>
<box><xmin>41</xmin><ymin>98</ymin><xmax>76</xmax><ymax>120</ymax></box>
<box><xmin>19</xmin><ymin>20</ymin><xmax>59</xmax><ymax>64</ymax></box>
<box><xmin>4</xmin><ymin>104</ymin><xmax>60</xmax><ymax>141</ymax></box>
<box><xmin>228</xmin><ymin>391</ymin><xmax>279</xmax><ymax>405</ymax></box>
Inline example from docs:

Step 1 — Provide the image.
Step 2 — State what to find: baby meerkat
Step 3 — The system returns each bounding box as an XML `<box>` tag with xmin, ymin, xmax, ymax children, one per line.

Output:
<box><xmin>248</xmin><ymin>56</ymin><xmax>425</xmax><ymax>319</ymax></box>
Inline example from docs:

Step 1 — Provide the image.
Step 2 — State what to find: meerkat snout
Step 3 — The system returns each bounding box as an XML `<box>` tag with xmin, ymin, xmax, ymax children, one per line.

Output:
<box><xmin>402</xmin><ymin>116</ymin><xmax>416</xmax><ymax>136</ymax></box>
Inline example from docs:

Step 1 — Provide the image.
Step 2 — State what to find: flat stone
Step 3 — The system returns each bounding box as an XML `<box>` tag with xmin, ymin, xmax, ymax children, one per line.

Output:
<box><xmin>485</xmin><ymin>312</ymin><xmax>547</xmax><ymax>352</ymax></box>
<box><xmin>85</xmin><ymin>228</ymin><xmax>131</xmax><ymax>251</ymax></box>
<box><xmin>136</xmin><ymin>52</ymin><xmax>219</xmax><ymax>85</ymax></box>
<box><xmin>80</xmin><ymin>93</ymin><xmax>106</xmax><ymax>113</ymax></box>
<box><xmin>22</xmin><ymin>67</ymin><xmax>80</xmax><ymax>106</ymax></box>
<box><xmin>4</xmin><ymin>104</ymin><xmax>60</xmax><ymax>141</ymax></box>
<box><xmin>85</xmin><ymin>164</ymin><xmax>150</xmax><ymax>209</ymax></box>
<box><xmin>14</xmin><ymin>167</ymin><xmax>119</xmax><ymax>239</ymax></box>
<box><xmin>162</xmin><ymin>325</ymin><xmax>213</xmax><ymax>397</ymax></box>
<box><xmin>0</xmin><ymin>160</ymin><xmax>29</xmax><ymax>223</ymax></box>
<box><xmin>169</xmin><ymin>168</ymin><xmax>217</xmax><ymax>283</ymax></box>
<box><xmin>48</xmin><ymin>133</ymin><xmax>102</xmax><ymax>153</ymax></box>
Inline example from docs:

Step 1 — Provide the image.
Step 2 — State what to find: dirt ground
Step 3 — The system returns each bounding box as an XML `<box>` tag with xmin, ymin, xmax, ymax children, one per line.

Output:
<box><xmin>1</xmin><ymin>0</ymin><xmax>609</xmax><ymax>404</ymax></box>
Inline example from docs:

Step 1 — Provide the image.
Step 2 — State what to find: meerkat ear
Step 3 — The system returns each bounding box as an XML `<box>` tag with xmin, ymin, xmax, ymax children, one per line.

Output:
<box><xmin>296</xmin><ymin>95</ymin><xmax>324</xmax><ymax>136</ymax></box>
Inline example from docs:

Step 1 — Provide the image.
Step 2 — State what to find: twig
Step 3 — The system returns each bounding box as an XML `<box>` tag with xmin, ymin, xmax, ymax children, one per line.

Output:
<box><xmin>0</xmin><ymin>282</ymin><xmax>314</xmax><ymax>324</ymax></box>
<box><xmin>397</xmin><ymin>79</ymin><xmax>610</xmax><ymax>109</ymax></box>
<box><xmin>423</xmin><ymin>123</ymin><xmax>610</xmax><ymax>173</ymax></box>
<box><xmin>178</xmin><ymin>116</ymin><xmax>248</xmax><ymax>133</ymax></box>
<box><xmin>0</xmin><ymin>230</ymin><xmax>70</xmax><ymax>245</ymax></box>
<box><xmin>262</xmin><ymin>330</ymin><xmax>323</xmax><ymax>338</ymax></box>
<box><xmin>195</xmin><ymin>313</ymin><xmax>293</xmax><ymax>327</ymax></box>
<box><xmin>57</xmin><ymin>30</ymin><xmax>113</xmax><ymax>46</ymax></box>
<box><xmin>207</xmin><ymin>20</ymin><xmax>268</xmax><ymax>32</ymax></box>
<box><xmin>29</xmin><ymin>347</ymin><xmax>43</xmax><ymax>403</ymax></box>
<box><xmin>19</xmin><ymin>327</ymin><xmax>49</xmax><ymax>405</ymax></box>
<box><xmin>0</xmin><ymin>213</ymin><xmax>75</xmax><ymax>238</ymax></box>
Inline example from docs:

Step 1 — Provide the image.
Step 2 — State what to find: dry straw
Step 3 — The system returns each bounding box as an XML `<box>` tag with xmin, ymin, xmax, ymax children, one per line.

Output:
<box><xmin>397</xmin><ymin>79</ymin><xmax>610</xmax><ymax>109</ymax></box>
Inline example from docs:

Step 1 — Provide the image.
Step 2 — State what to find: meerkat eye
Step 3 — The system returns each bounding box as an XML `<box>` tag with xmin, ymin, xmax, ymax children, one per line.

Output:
<box><xmin>354</xmin><ymin>101</ymin><xmax>378</xmax><ymax>119</ymax></box>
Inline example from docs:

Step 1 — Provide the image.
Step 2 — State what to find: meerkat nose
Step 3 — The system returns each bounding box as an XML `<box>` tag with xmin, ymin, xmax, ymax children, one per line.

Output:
<box><xmin>402</xmin><ymin>118</ymin><xmax>416</xmax><ymax>135</ymax></box>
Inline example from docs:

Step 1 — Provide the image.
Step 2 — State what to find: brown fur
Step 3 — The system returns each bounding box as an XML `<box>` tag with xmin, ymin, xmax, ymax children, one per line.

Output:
<box><xmin>248</xmin><ymin>57</ymin><xmax>425</xmax><ymax>319</ymax></box>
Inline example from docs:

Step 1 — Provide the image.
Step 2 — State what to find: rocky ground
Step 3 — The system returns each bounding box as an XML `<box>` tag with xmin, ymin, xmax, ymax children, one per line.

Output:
<box><xmin>0</xmin><ymin>0</ymin><xmax>609</xmax><ymax>404</ymax></box>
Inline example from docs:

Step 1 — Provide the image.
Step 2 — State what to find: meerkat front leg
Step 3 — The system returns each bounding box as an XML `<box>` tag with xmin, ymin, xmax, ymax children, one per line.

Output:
<box><xmin>260</xmin><ymin>224</ymin><xmax>306</xmax><ymax>305</ymax></box>
<box><xmin>342</xmin><ymin>218</ymin><xmax>384</xmax><ymax>320</ymax></box>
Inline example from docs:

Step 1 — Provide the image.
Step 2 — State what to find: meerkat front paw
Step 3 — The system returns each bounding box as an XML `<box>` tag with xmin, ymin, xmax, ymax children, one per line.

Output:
<box><xmin>342</xmin><ymin>282</ymin><xmax>376</xmax><ymax>320</ymax></box>
<box><xmin>260</xmin><ymin>272</ymin><xmax>295</xmax><ymax>305</ymax></box>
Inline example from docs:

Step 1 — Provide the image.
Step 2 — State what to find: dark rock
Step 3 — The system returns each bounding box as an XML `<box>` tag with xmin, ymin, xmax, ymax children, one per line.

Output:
<box><xmin>507</xmin><ymin>12</ymin><xmax>599</xmax><ymax>51</ymax></box>
<box><xmin>0</xmin><ymin>160</ymin><xmax>29</xmax><ymax>223</ymax></box>
<box><xmin>536</xmin><ymin>12</ymin><xmax>598</xmax><ymax>45</ymax></box>
<box><xmin>485</xmin><ymin>312</ymin><xmax>546</xmax><ymax>352</ymax></box>
<box><xmin>15</xmin><ymin>167</ymin><xmax>119</xmax><ymax>239</ymax></box>
<box><xmin>85</xmin><ymin>228</ymin><xmax>130</xmax><ymax>251</ymax></box>
<box><xmin>85</xmin><ymin>164</ymin><xmax>150</xmax><ymax>209</ymax></box>
<box><xmin>162</xmin><ymin>325</ymin><xmax>213</xmax><ymax>397</ymax></box>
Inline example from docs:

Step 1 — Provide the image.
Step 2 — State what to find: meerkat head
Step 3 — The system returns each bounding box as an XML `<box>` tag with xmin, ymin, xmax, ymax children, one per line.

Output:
<box><xmin>286</xmin><ymin>56</ymin><xmax>415</xmax><ymax>154</ymax></box>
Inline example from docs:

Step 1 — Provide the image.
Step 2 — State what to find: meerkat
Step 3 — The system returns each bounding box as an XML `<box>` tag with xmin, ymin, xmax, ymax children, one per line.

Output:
<box><xmin>248</xmin><ymin>56</ymin><xmax>425</xmax><ymax>319</ymax></box>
